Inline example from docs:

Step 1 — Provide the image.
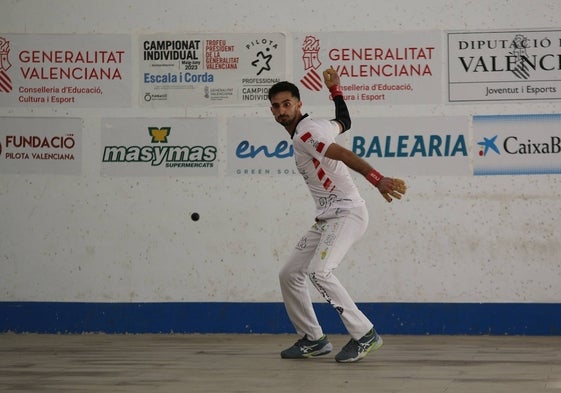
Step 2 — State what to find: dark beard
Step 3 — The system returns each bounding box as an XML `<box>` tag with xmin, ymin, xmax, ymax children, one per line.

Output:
<box><xmin>276</xmin><ymin>117</ymin><xmax>290</xmax><ymax>126</ymax></box>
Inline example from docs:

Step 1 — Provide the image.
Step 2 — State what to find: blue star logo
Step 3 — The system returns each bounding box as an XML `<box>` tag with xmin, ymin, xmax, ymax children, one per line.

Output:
<box><xmin>477</xmin><ymin>135</ymin><xmax>500</xmax><ymax>156</ymax></box>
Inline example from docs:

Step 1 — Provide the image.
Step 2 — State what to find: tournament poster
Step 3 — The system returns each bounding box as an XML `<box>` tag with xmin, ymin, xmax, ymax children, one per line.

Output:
<box><xmin>140</xmin><ymin>33</ymin><xmax>286</xmax><ymax>107</ymax></box>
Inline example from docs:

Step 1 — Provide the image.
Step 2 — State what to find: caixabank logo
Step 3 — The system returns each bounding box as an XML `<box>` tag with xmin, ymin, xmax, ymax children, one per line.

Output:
<box><xmin>477</xmin><ymin>135</ymin><xmax>501</xmax><ymax>156</ymax></box>
<box><xmin>477</xmin><ymin>134</ymin><xmax>561</xmax><ymax>156</ymax></box>
<box><xmin>474</xmin><ymin>113</ymin><xmax>561</xmax><ymax>176</ymax></box>
<box><xmin>102</xmin><ymin>127</ymin><xmax>217</xmax><ymax>168</ymax></box>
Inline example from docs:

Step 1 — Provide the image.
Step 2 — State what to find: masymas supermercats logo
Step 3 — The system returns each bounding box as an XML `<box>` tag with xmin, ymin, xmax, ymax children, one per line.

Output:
<box><xmin>102</xmin><ymin>126</ymin><xmax>217</xmax><ymax>168</ymax></box>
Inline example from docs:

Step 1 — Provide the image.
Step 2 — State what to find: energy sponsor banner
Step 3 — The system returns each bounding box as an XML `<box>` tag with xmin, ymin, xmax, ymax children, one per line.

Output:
<box><xmin>350</xmin><ymin>116</ymin><xmax>470</xmax><ymax>176</ymax></box>
<box><xmin>473</xmin><ymin>114</ymin><xmax>561</xmax><ymax>175</ymax></box>
<box><xmin>101</xmin><ymin>118</ymin><xmax>219</xmax><ymax>177</ymax></box>
<box><xmin>448</xmin><ymin>29</ymin><xmax>561</xmax><ymax>102</ymax></box>
<box><xmin>226</xmin><ymin>118</ymin><xmax>296</xmax><ymax>176</ymax></box>
<box><xmin>293</xmin><ymin>31</ymin><xmax>441</xmax><ymax>105</ymax></box>
<box><xmin>140</xmin><ymin>33</ymin><xmax>286</xmax><ymax>107</ymax></box>
<box><xmin>0</xmin><ymin>117</ymin><xmax>82</xmax><ymax>175</ymax></box>
<box><xmin>227</xmin><ymin>116</ymin><xmax>469</xmax><ymax>177</ymax></box>
<box><xmin>0</xmin><ymin>34</ymin><xmax>131</xmax><ymax>107</ymax></box>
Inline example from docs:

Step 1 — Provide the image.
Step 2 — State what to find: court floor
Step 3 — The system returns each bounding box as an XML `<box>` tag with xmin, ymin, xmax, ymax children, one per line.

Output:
<box><xmin>1</xmin><ymin>333</ymin><xmax>560</xmax><ymax>392</ymax></box>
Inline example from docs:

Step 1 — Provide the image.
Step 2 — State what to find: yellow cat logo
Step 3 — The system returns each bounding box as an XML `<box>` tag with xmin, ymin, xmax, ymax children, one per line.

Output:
<box><xmin>149</xmin><ymin>127</ymin><xmax>170</xmax><ymax>143</ymax></box>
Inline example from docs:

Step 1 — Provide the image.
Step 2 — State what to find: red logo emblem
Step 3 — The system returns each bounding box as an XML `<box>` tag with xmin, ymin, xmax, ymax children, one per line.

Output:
<box><xmin>300</xmin><ymin>36</ymin><xmax>323</xmax><ymax>92</ymax></box>
<box><xmin>0</xmin><ymin>37</ymin><xmax>13</xmax><ymax>93</ymax></box>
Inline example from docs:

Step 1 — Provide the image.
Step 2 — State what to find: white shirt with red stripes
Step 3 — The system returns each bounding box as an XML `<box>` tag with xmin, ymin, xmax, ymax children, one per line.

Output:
<box><xmin>293</xmin><ymin>115</ymin><xmax>365</xmax><ymax>219</ymax></box>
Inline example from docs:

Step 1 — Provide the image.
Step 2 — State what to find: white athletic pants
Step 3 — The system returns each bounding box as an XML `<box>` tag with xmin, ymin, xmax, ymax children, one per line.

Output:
<box><xmin>279</xmin><ymin>204</ymin><xmax>373</xmax><ymax>341</ymax></box>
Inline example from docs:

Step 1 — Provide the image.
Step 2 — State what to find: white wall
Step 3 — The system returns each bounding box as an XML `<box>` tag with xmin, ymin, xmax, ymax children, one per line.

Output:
<box><xmin>1</xmin><ymin>0</ymin><xmax>560</xmax><ymax>304</ymax></box>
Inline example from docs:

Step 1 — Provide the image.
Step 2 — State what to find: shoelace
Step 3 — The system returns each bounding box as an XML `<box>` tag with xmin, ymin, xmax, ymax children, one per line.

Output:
<box><xmin>341</xmin><ymin>339</ymin><xmax>358</xmax><ymax>352</ymax></box>
<box><xmin>294</xmin><ymin>336</ymin><xmax>311</xmax><ymax>347</ymax></box>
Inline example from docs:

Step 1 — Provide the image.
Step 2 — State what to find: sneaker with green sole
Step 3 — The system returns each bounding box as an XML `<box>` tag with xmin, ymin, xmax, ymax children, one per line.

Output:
<box><xmin>281</xmin><ymin>335</ymin><xmax>333</xmax><ymax>359</ymax></box>
<box><xmin>335</xmin><ymin>328</ymin><xmax>383</xmax><ymax>363</ymax></box>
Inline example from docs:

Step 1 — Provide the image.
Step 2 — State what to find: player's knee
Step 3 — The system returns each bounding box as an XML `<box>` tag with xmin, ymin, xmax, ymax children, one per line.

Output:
<box><xmin>279</xmin><ymin>265</ymin><xmax>304</xmax><ymax>285</ymax></box>
<box><xmin>278</xmin><ymin>267</ymin><xmax>288</xmax><ymax>283</ymax></box>
<box><xmin>307</xmin><ymin>269</ymin><xmax>331</xmax><ymax>284</ymax></box>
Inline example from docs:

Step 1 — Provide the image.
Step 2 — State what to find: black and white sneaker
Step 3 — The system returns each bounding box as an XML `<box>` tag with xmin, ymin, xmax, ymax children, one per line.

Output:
<box><xmin>335</xmin><ymin>328</ymin><xmax>383</xmax><ymax>363</ymax></box>
<box><xmin>281</xmin><ymin>335</ymin><xmax>333</xmax><ymax>359</ymax></box>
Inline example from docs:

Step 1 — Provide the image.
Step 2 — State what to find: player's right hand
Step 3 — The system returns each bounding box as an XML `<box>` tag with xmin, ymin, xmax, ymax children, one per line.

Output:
<box><xmin>377</xmin><ymin>177</ymin><xmax>407</xmax><ymax>203</ymax></box>
<box><xmin>323</xmin><ymin>66</ymin><xmax>340</xmax><ymax>89</ymax></box>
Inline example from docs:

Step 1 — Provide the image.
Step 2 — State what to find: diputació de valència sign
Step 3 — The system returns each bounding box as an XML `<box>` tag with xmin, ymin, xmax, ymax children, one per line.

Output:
<box><xmin>448</xmin><ymin>29</ymin><xmax>561</xmax><ymax>102</ymax></box>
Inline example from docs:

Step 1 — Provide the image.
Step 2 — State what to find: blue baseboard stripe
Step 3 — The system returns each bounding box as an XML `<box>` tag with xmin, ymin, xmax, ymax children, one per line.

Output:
<box><xmin>1</xmin><ymin>302</ymin><xmax>560</xmax><ymax>335</ymax></box>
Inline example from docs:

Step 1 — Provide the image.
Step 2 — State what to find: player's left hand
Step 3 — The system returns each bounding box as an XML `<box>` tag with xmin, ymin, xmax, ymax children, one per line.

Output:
<box><xmin>323</xmin><ymin>66</ymin><xmax>340</xmax><ymax>89</ymax></box>
<box><xmin>377</xmin><ymin>177</ymin><xmax>407</xmax><ymax>203</ymax></box>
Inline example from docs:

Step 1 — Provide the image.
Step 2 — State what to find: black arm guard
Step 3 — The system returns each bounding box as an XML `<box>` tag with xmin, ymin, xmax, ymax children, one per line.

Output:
<box><xmin>332</xmin><ymin>95</ymin><xmax>351</xmax><ymax>133</ymax></box>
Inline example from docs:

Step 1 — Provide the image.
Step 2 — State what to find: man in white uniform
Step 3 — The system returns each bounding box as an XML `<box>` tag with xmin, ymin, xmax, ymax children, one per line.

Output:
<box><xmin>268</xmin><ymin>67</ymin><xmax>406</xmax><ymax>363</ymax></box>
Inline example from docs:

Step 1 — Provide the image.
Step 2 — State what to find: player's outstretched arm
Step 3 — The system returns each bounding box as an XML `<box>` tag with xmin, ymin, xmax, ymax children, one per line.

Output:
<box><xmin>325</xmin><ymin>143</ymin><xmax>407</xmax><ymax>203</ymax></box>
<box><xmin>322</xmin><ymin>67</ymin><xmax>406</xmax><ymax>202</ymax></box>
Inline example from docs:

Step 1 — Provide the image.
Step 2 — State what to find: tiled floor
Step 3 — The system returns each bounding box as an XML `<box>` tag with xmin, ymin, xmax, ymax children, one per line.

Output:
<box><xmin>1</xmin><ymin>334</ymin><xmax>560</xmax><ymax>392</ymax></box>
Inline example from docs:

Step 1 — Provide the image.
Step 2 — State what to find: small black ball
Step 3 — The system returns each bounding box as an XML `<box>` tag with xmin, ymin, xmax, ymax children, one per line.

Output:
<box><xmin>191</xmin><ymin>212</ymin><xmax>200</xmax><ymax>221</ymax></box>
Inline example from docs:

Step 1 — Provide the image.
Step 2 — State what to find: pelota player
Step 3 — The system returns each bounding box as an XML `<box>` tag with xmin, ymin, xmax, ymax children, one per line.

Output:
<box><xmin>268</xmin><ymin>67</ymin><xmax>406</xmax><ymax>363</ymax></box>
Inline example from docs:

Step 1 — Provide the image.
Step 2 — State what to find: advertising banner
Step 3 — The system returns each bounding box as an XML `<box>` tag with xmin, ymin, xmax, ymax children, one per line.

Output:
<box><xmin>227</xmin><ymin>118</ymin><xmax>296</xmax><ymax>176</ymax></box>
<box><xmin>0</xmin><ymin>34</ymin><xmax>131</xmax><ymax>107</ymax></box>
<box><xmin>0</xmin><ymin>117</ymin><xmax>82</xmax><ymax>175</ymax></box>
<box><xmin>101</xmin><ymin>118</ymin><xmax>219</xmax><ymax>177</ymax></box>
<box><xmin>140</xmin><ymin>33</ymin><xmax>286</xmax><ymax>107</ymax></box>
<box><xmin>227</xmin><ymin>116</ymin><xmax>470</xmax><ymax>177</ymax></box>
<box><xmin>473</xmin><ymin>114</ymin><xmax>561</xmax><ymax>175</ymax></box>
<box><xmin>448</xmin><ymin>29</ymin><xmax>561</xmax><ymax>102</ymax></box>
<box><xmin>350</xmin><ymin>116</ymin><xmax>471</xmax><ymax>176</ymax></box>
<box><xmin>293</xmin><ymin>31</ymin><xmax>441</xmax><ymax>105</ymax></box>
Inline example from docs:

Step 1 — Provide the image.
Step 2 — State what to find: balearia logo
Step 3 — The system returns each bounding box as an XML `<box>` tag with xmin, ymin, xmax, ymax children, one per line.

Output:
<box><xmin>102</xmin><ymin>127</ymin><xmax>217</xmax><ymax>168</ymax></box>
<box><xmin>352</xmin><ymin>134</ymin><xmax>467</xmax><ymax>158</ymax></box>
<box><xmin>478</xmin><ymin>134</ymin><xmax>561</xmax><ymax>156</ymax></box>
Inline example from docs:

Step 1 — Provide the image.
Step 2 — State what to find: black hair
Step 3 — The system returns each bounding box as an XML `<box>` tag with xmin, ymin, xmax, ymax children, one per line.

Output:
<box><xmin>268</xmin><ymin>81</ymin><xmax>300</xmax><ymax>101</ymax></box>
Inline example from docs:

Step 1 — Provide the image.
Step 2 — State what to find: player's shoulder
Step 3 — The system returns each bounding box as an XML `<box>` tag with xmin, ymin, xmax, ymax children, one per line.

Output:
<box><xmin>296</xmin><ymin>117</ymin><xmax>338</xmax><ymax>141</ymax></box>
<box><xmin>296</xmin><ymin>116</ymin><xmax>331</xmax><ymax>134</ymax></box>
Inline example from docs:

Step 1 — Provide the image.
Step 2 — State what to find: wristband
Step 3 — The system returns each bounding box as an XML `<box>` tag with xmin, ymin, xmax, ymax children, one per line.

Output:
<box><xmin>329</xmin><ymin>84</ymin><xmax>343</xmax><ymax>98</ymax></box>
<box><xmin>366</xmin><ymin>169</ymin><xmax>383</xmax><ymax>187</ymax></box>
